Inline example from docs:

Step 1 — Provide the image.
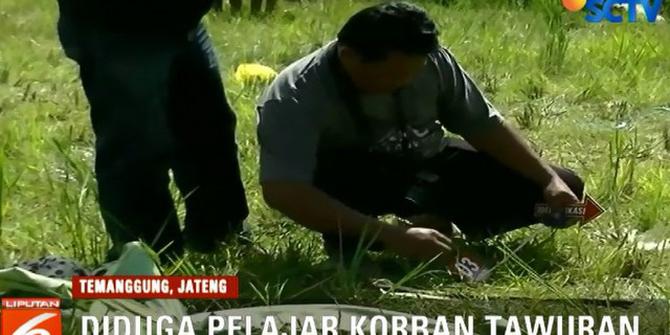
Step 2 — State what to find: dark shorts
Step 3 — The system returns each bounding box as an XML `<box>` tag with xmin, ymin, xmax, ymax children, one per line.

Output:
<box><xmin>314</xmin><ymin>138</ymin><xmax>584</xmax><ymax>253</ymax></box>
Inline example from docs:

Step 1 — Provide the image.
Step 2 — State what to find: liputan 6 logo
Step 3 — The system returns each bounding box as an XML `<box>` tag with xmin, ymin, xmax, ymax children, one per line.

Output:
<box><xmin>1</xmin><ymin>298</ymin><xmax>61</xmax><ymax>335</ymax></box>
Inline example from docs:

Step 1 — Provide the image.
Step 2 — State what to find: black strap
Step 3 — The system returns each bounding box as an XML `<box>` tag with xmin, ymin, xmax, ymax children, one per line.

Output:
<box><xmin>391</xmin><ymin>90</ymin><xmax>409</xmax><ymax>156</ymax></box>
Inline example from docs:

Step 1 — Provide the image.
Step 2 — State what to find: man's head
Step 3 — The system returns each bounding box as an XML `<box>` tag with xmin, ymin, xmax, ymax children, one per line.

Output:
<box><xmin>336</xmin><ymin>2</ymin><xmax>439</xmax><ymax>94</ymax></box>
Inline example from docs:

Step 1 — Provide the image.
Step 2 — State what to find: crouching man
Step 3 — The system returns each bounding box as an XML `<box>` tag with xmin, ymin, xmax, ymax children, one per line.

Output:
<box><xmin>256</xmin><ymin>2</ymin><xmax>584</xmax><ymax>268</ymax></box>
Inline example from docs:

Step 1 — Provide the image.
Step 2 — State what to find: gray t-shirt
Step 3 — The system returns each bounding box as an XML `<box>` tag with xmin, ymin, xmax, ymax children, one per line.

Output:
<box><xmin>256</xmin><ymin>41</ymin><xmax>503</xmax><ymax>183</ymax></box>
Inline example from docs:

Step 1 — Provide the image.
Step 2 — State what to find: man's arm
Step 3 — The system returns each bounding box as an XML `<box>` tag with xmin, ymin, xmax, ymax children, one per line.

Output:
<box><xmin>434</xmin><ymin>47</ymin><xmax>579</xmax><ymax>208</ymax></box>
<box><xmin>257</xmin><ymin>99</ymin><xmax>379</xmax><ymax>238</ymax></box>
<box><xmin>257</xmin><ymin>97</ymin><xmax>452</xmax><ymax>263</ymax></box>
<box><xmin>261</xmin><ymin>180</ymin><xmax>454</xmax><ymax>261</ymax></box>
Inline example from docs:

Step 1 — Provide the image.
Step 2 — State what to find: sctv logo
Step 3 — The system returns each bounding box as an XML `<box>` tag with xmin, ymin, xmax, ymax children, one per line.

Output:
<box><xmin>562</xmin><ymin>0</ymin><xmax>663</xmax><ymax>22</ymax></box>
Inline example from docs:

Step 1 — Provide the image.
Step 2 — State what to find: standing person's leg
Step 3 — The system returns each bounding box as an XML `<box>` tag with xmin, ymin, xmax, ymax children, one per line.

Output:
<box><xmin>63</xmin><ymin>32</ymin><xmax>184</xmax><ymax>261</ymax></box>
<box><xmin>265</xmin><ymin>0</ymin><xmax>277</xmax><ymax>15</ymax></box>
<box><xmin>229</xmin><ymin>0</ymin><xmax>242</xmax><ymax>14</ymax></box>
<box><xmin>266</xmin><ymin>0</ymin><xmax>278</xmax><ymax>13</ymax></box>
<box><xmin>167</xmin><ymin>24</ymin><xmax>249</xmax><ymax>252</ymax></box>
<box><xmin>421</xmin><ymin>138</ymin><xmax>584</xmax><ymax>240</ymax></box>
<box><xmin>250</xmin><ymin>0</ymin><xmax>263</xmax><ymax>15</ymax></box>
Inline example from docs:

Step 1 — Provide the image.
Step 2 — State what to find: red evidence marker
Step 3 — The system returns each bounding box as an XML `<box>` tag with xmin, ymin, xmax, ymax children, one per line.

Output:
<box><xmin>534</xmin><ymin>193</ymin><xmax>605</xmax><ymax>226</ymax></box>
<box><xmin>582</xmin><ymin>194</ymin><xmax>606</xmax><ymax>223</ymax></box>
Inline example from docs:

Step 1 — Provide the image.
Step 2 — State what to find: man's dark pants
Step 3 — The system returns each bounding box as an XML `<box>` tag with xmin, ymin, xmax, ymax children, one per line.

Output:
<box><xmin>57</xmin><ymin>20</ymin><xmax>249</xmax><ymax>259</ymax></box>
<box><xmin>314</xmin><ymin>138</ymin><xmax>584</xmax><ymax>258</ymax></box>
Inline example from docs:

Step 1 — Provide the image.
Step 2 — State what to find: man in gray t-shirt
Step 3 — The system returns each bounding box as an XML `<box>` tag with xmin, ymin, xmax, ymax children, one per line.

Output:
<box><xmin>256</xmin><ymin>2</ymin><xmax>584</xmax><ymax>270</ymax></box>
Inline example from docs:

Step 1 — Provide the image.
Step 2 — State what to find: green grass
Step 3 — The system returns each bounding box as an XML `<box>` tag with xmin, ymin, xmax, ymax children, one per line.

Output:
<box><xmin>1</xmin><ymin>0</ymin><xmax>670</xmax><ymax>313</ymax></box>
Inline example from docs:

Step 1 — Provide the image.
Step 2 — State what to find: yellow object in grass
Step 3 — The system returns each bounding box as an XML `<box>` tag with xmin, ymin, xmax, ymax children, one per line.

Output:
<box><xmin>234</xmin><ymin>63</ymin><xmax>278</xmax><ymax>85</ymax></box>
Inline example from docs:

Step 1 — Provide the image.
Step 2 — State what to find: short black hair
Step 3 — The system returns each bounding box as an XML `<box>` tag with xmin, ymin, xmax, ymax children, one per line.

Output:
<box><xmin>337</xmin><ymin>2</ymin><xmax>439</xmax><ymax>62</ymax></box>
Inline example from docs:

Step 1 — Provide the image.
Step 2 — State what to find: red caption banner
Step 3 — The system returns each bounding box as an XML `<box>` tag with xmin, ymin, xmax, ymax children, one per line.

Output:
<box><xmin>71</xmin><ymin>276</ymin><xmax>238</xmax><ymax>299</ymax></box>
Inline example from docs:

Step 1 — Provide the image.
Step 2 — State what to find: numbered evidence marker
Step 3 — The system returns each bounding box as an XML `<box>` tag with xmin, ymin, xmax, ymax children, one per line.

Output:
<box><xmin>1</xmin><ymin>298</ymin><xmax>61</xmax><ymax>335</ymax></box>
<box><xmin>447</xmin><ymin>239</ymin><xmax>493</xmax><ymax>283</ymax></box>
<box><xmin>453</xmin><ymin>250</ymin><xmax>492</xmax><ymax>282</ymax></box>
<box><xmin>534</xmin><ymin>193</ymin><xmax>605</xmax><ymax>227</ymax></box>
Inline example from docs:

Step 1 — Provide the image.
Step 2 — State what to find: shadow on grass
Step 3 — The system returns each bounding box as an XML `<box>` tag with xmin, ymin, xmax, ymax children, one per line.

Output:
<box><xmin>493</xmin><ymin>231</ymin><xmax>571</xmax><ymax>276</ymax></box>
<box><xmin>176</xmin><ymin>238</ymin><xmax>454</xmax><ymax>313</ymax></box>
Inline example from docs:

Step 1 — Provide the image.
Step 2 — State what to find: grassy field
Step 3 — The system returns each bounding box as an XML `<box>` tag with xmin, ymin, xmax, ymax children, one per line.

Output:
<box><xmin>1</xmin><ymin>0</ymin><xmax>670</xmax><ymax>312</ymax></box>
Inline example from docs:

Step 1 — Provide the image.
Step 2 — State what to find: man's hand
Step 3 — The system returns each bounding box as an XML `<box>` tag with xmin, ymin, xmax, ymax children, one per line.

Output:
<box><xmin>380</xmin><ymin>226</ymin><xmax>454</xmax><ymax>264</ymax></box>
<box><xmin>540</xmin><ymin>175</ymin><xmax>582</xmax><ymax>227</ymax></box>
<box><xmin>380</xmin><ymin>225</ymin><xmax>491</xmax><ymax>281</ymax></box>
<box><xmin>543</xmin><ymin>175</ymin><xmax>580</xmax><ymax>209</ymax></box>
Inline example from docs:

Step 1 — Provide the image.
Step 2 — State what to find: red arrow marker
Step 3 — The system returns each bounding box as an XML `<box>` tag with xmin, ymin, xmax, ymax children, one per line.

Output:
<box><xmin>534</xmin><ymin>193</ymin><xmax>605</xmax><ymax>225</ymax></box>
<box><xmin>582</xmin><ymin>194</ymin><xmax>605</xmax><ymax>224</ymax></box>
